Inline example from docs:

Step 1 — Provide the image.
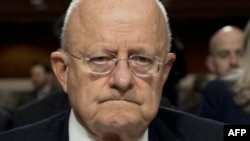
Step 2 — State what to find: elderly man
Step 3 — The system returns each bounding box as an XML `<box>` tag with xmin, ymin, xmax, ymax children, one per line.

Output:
<box><xmin>0</xmin><ymin>0</ymin><xmax>223</xmax><ymax>140</ymax></box>
<box><xmin>206</xmin><ymin>25</ymin><xmax>244</xmax><ymax>77</ymax></box>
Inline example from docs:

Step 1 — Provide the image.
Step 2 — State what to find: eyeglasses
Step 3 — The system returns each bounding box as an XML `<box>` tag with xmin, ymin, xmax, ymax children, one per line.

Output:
<box><xmin>65</xmin><ymin>50</ymin><xmax>164</xmax><ymax>77</ymax></box>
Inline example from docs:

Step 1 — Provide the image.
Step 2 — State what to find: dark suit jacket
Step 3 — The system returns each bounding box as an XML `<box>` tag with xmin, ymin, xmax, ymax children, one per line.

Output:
<box><xmin>200</xmin><ymin>79</ymin><xmax>250</xmax><ymax>124</ymax></box>
<box><xmin>0</xmin><ymin>108</ymin><xmax>13</xmax><ymax>132</ymax></box>
<box><xmin>0</xmin><ymin>107</ymin><xmax>223</xmax><ymax>141</ymax></box>
<box><xmin>0</xmin><ymin>91</ymin><xmax>70</xmax><ymax>132</ymax></box>
<box><xmin>12</xmin><ymin>91</ymin><xmax>70</xmax><ymax>128</ymax></box>
<box><xmin>18</xmin><ymin>86</ymin><xmax>62</xmax><ymax>107</ymax></box>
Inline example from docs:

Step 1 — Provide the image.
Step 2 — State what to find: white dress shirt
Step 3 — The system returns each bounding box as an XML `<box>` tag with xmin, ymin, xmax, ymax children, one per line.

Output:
<box><xmin>68</xmin><ymin>109</ymin><xmax>148</xmax><ymax>141</ymax></box>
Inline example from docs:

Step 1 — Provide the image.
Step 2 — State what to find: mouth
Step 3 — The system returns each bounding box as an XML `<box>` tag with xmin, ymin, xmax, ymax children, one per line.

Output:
<box><xmin>98</xmin><ymin>97</ymin><xmax>141</xmax><ymax>105</ymax></box>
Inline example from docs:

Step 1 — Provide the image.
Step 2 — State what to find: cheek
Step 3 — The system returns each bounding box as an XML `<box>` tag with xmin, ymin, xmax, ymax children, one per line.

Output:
<box><xmin>67</xmin><ymin>68</ymin><xmax>102</xmax><ymax>120</ymax></box>
<box><xmin>217</xmin><ymin>59</ymin><xmax>228</xmax><ymax>65</ymax></box>
<box><xmin>142</xmin><ymin>92</ymin><xmax>161</xmax><ymax>121</ymax></box>
<box><xmin>139</xmin><ymin>78</ymin><xmax>162</xmax><ymax>121</ymax></box>
<box><xmin>217</xmin><ymin>61</ymin><xmax>229</xmax><ymax>70</ymax></box>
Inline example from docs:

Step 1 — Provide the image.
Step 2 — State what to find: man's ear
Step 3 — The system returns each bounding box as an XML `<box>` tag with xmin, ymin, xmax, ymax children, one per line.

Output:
<box><xmin>50</xmin><ymin>51</ymin><xmax>68</xmax><ymax>93</ymax></box>
<box><xmin>206</xmin><ymin>55</ymin><xmax>216</xmax><ymax>73</ymax></box>
<box><xmin>162</xmin><ymin>53</ymin><xmax>176</xmax><ymax>82</ymax></box>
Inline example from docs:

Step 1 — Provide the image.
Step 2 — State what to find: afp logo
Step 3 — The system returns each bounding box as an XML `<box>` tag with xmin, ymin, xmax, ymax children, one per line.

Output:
<box><xmin>224</xmin><ymin>125</ymin><xmax>250</xmax><ymax>141</ymax></box>
<box><xmin>228</xmin><ymin>129</ymin><xmax>246</xmax><ymax>136</ymax></box>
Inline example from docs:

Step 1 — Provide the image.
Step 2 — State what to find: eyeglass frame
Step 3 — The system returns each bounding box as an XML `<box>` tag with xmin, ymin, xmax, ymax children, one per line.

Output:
<box><xmin>64</xmin><ymin>49</ymin><xmax>166</xmax><ymax>77</ymax></box>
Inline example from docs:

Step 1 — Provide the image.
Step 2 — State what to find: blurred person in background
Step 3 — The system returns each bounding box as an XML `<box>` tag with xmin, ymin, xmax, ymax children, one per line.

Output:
<box><xmin>0</xmin><ymin>14</ymin><xmax>68</xmax><ymax>132</ymax></box>
<box><xmin>178</xmin><ymin>26</ymin><xmax>243</xmax><ymax>116</ymax></box>
<box><xmin>206</xmin><ymin>25</ymin><xmax>244</xmax><ymax>77</ymax></box>
<box><xmin>177</xmin><ymin>73</ymin><xmax>214</xmax><ymax>115</ymax></box>
<box><xmin>18</xmin><ymin>62</ymin><xmax>61</xmax><ymax>106</ymax></box>
<box><xmin>0</xmin><ymin>61</ymin><xmax>68</xmax><ymax>132</ymax></box>
<box><xmin>200</xmin><ymin>20</ymin><xmax>250</xmax><ymax>124</ymax></box>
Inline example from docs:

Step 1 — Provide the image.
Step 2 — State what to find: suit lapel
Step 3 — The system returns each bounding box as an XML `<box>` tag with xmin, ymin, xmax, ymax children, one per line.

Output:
<box><xmin>148</xmin><ymin>107</ymin><xmax>189</xmax><ymax>141</ymax></box>
<box><xmin>57</xmin><ymin>109</ymin><xmax>70</xmax><ymax>141</ymax></box>
<box><xmin>149</xmin><ymin>117</ymin><xmax>184</xmax><ymax>141</ymax></box>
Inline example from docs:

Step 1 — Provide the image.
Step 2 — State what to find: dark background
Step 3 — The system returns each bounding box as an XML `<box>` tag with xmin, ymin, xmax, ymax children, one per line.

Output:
<box><xmin>0</xmin><ymin>0</ymin><xmax>249</xmax><ymax>77</ymax></box>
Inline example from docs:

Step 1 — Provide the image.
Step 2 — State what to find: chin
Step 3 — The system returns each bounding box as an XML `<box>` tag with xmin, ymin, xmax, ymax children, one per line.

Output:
<box><xmin>100</xmin><ymin>107</ymin><xmax>143</xmax><ymax>130</ymax></box>
<box><xmin>102</xmin><ymin>117</ymin><xmax>142</xmax><ymax>132</ymax></box>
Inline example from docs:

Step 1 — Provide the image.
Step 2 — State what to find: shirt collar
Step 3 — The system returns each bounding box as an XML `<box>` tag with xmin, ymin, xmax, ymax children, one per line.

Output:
<box><xmin>69</xmin><ymin>109</ymin><xmax>95</xmax><ymax>141</ymax></box>
<box><xmin>68</xmin><ymin>109</ymin><xmax>148</xmax><ymax>141</ymax></box>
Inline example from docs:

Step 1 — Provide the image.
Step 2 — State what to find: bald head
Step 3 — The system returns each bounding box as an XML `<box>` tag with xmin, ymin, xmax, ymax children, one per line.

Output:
<box><xmin>207</xmin><ymin>26</ymin><xmax>243</xmax><ymax>76</ymax></box>
<box><xmin>209</xmin><ymin>26</ymin><xmax>243</xmax><ymax>53</ymax></box>
<box><xmin>62</xmin><ymin>0</ymin><xmax>171</xmax><ymax>51</ymax></box>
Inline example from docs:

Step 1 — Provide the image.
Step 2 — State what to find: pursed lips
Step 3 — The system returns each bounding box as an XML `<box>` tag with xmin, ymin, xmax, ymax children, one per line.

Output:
<box><xmin>98</xmin><ymin>96</ymin><xmax>142</xmax><ymax>105</ymax></box>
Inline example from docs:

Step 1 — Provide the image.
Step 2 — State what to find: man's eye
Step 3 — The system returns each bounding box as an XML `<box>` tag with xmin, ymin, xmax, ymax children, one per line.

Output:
<box><xmin>218</xmin><ymin>51</ymin><xmax>230</xmax><ymax>58</ymax></box>
<box><xmin>90</xmin><ymin>56</ymin><xmax>113</xmax><ymax>64</ymax></box>
<box><xmin>236</xmin><ymin>50</ymin><xmax>244</xmax><ymax>57</ymax></box>
<box><xmin>132</xmin><ymin>56</ymin><xmax>152</xmax><ymax>64</ymax></box>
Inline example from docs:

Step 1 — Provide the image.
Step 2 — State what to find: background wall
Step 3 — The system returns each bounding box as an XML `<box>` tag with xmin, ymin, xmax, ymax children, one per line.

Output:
<box><xmin>0</xmin><ymin>0</ymin><xmax>249</xmax><ymax>77</ymax></box>
<box><xmin>0</xmin><ymin>0</ymin><xmax>249</xmax><ymax>108</ymax></box>
<box><xmin>0</xmin><ymin>23</ymin><xmax>60</xmax><ymax>78</ymax></box>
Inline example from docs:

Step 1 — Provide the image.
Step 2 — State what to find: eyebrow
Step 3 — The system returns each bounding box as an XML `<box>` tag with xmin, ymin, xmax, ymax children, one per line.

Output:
<box><xmin>128</xmin><ymin>47</ymin><xmax>156</xmax><ymax>55</ymax></box>
<box><xmin>86</xmin><ymin>43</ymin><xmax>161</xmax><ymax>56</ymax></box>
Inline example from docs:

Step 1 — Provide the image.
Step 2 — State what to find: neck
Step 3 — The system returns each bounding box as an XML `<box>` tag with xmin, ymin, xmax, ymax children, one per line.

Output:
<box><xmin>94</xmin><ymin>128</ymin><xmax>148</xmax><ymax>141</ymax></box>
<box><xmin>82</xmin><ymin>120</ymin><xmax>148</xmax><ymax>141</ymax></box>
<box><xmin>72</xmin><ymin>110</ymin><xmax>149</xmax><ymax>141</ymax></box>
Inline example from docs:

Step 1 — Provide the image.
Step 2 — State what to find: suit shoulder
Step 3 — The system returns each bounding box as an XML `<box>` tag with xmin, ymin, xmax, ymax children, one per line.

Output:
<box><xmin>150</xmin><ymin>107</ymin><xmax>224</xmax><ymax>141</ymax></box>
<box><xmin>0</xmin><ymin>109</ymin><xmax>70</xmax><ymax>141</ymax></box>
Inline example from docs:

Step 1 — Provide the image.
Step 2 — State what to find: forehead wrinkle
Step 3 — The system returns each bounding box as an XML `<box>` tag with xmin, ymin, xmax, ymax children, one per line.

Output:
<box><xmin>66</xmin><ymin>2</ymin><xmax>101</xmax><ymax>51</ymax></box>
<box><xmin>80</xmin><ymin>0</ymin><xmax>162</xmax><ymax>27</ymax></box>
<box><xmin>66</xmin><ymin>0</ymin><xmax>167</xmax><ymax>54</ymax></box>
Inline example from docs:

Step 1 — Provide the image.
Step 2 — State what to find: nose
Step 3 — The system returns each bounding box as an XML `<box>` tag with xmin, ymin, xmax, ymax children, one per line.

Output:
<box><xmin>109</xmin><ymin>60</ymin><xmax>134</xmax><ymax>92</ymax></box>
<box><xmin>230</xmin><ymin>53</ymin><xmax>240</xmax><ymax>68</ymax></box>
